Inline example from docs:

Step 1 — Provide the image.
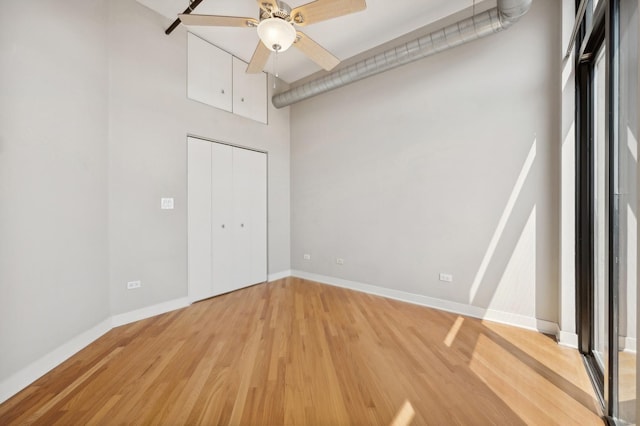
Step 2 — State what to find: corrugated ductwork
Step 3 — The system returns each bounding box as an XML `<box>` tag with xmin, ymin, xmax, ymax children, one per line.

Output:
<box><xmin>272</xmin><ymin>0</ymin><xmax>532</xmax><ymax>108</ymax></box>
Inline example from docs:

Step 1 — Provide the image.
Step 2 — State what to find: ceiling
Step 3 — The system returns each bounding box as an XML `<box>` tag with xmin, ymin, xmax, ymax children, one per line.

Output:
<box><xmin>136</xmin><ymin>0</ymin><xmax>475</xmax><ymax>83</ymax></box>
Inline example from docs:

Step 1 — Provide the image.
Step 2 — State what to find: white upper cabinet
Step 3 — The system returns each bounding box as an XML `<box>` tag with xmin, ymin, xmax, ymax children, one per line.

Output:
<box><xmin>187</xmin><ymin>34</ymin><xmax>268</xmax><ymax>123</ymax></box>
<box><xmin>232</xmin><ymin>57</ymin><xmax>267</xmax><ymax>124</ymax></box>
<box><xmin>187</xmin><ymin>33</ymin><xmax>232</xmax><ymax>112</ymax></box>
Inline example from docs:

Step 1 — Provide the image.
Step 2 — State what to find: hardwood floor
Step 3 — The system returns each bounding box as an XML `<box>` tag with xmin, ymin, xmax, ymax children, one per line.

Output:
<box><xmin>0</xmin><ymin>277</ymin><xmax>603</xmax><ymax>425</ymax></box>
<box><xmin>619</xmin><ymin>351</ymin><xmax>637</xmax><ymax>423</ymax></box>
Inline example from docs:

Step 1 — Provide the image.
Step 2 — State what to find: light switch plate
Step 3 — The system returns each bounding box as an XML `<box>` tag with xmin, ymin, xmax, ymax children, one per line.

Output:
<box><xmin>161</xmin><ymin>198</ymin><xmax>175</xmax><ymax>209</ymax></box>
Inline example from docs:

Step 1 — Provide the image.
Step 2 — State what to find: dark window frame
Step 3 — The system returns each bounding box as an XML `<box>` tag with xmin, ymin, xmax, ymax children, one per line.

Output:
<box><xmin>574</xmin><ymin>0</ymin><xmax>620</xmax><ymax>420</ymax></box>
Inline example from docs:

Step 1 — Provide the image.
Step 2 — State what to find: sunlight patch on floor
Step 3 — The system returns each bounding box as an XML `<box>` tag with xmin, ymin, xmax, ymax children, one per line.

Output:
<box><xmin>444</xmin><ymin>316</ymin><xmax>465</xmax><ymax>347</ymax></box>
<box><xmin>469</xmin><ymin>332</ymin><xmax>601</xmax><ymax>425</ymax></box>
<box><xmin>390</xmin><ymin>400</ymin><xmax>415</xmax><ymax>426</ymax></box>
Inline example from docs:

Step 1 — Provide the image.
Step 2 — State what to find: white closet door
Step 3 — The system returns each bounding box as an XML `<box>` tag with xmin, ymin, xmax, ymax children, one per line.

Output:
<box><xmin>210</xmin><ymin>143</ymin><xmax>234</xmax><ymax>296</ymax></box>
<box><xmin>232</xmin><ymin>57</ymin><xmax>267</xmax><ymax>123</ymax></box>
<box><xmin>187</xmin><ymin>137</ymin><xmax>212</xmax><ymax>302</ymax></box>
<box><xmin>232</xmin><ymin>148</ymin><xmax>267</xmax><ymax>288</ymax></box>
<box><xmin>187</xmin><ymin>33</ymin><xmax>232</xmax><ymax>112</ymax></box>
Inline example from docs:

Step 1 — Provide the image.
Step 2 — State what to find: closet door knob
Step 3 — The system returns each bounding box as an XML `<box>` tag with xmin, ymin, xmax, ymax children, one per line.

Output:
<box><xmin>240</xmin><ymin>223</ymin><xmax>244</xmax><ymax>228</ymax></box>
<box><xmin>221</xmin><ymin>224</ymin><xmax>225</xmax><ymax>229</ymax></box>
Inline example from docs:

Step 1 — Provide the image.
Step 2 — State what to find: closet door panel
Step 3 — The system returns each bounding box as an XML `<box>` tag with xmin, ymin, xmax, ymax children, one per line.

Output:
<box><xmin>232</xmin><ymin>57</ymin><xmax>267</xmax><ymax>123</ymax></box>
<box><xmin>247</xmin><ymin>151</ymin><xmax>267</xmax><ymax>285</ymax></box>
<box><xmin>187</xmin><ymin>138</ymin><xmax>212</xmax><ymax>302</ymax></box>
<box><xmin>210</xmin><ymin>143</ymin><xmax>234</xmax><ymax>296</ymax></box>
<box><xmin>232</xmin><ymin>148</ymin><xmax>267</xmax><ymax>288</ymax></box>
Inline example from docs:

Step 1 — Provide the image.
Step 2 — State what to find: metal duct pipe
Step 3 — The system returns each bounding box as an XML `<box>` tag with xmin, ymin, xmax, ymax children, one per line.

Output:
<box><xmin>272</xmin><ymin>0</ymin><xmax>532</xmax><ymax>108</ymax></box>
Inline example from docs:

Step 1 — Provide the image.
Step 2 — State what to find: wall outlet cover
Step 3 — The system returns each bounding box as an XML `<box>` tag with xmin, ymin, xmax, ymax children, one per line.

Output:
<box><xmin>439</xmin><ymin>273</ymin><xmax>453</xmax><ymax>283</ymax></box>
<box><xmin>127</xmin><ymin>280</ymin><xmax>142</xmax><ymax>289</ymax></box>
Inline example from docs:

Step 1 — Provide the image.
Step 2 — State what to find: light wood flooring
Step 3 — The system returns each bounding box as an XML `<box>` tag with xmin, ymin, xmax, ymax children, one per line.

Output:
<box><xmin>0</xmin><ymin>277</ymin><xmax>603</xmax><ymax>425</ymax></box>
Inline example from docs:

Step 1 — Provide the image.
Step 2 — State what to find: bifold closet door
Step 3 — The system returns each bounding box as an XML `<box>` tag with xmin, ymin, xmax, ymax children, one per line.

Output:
<box><xmin>188</xmin><ymin>137</ymin><xmax>267</xmax><ymax>302</ymax></box>
<box><xmin>231</xmin><ymin>147</ymin><xmax>267</xmax><ymax>288</ymax></box>
<box><xmin>187</xmin><ymin>138</ymin><xmax>213</xmax><ymax>302</ymax></box>
<box><xmin>210</xmin><ymin>142</ymin><xmax>234</xmax><ymax>295</ymax></box>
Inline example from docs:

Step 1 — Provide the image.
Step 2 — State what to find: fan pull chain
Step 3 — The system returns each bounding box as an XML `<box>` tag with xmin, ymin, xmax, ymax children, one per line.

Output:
<box><xmin>273</xmin><ymin>49</ymin><xmax>279</xmax><ymax>89</ymax></box>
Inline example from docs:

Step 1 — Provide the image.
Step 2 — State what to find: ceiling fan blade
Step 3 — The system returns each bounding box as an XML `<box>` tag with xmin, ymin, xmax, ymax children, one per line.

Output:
<box><xmin>294</xmin><ymin>31</ymin><xmax>340</xmax><ymax>71</ymax></box>
<box><xmin>291</xmin><ymin>0</ymin><xmax>366</xmax><ymax>26</ymax></box>
<box><xmin>247</xmin><ymin>41</ymin><xmax>271</xmax><ymax>73</ymax></box>
<box><xmin>256</xmin><ymin>0</ymin><xmax>279</xmax><ymax>14</ymax></box>
<box><xmin>178</xmin><ymin>14</ymin><xmax>258</xmax><ymax>27</ymax></box>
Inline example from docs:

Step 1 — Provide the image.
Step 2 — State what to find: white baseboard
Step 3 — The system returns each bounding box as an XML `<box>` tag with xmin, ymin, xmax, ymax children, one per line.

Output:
<box><xmin>291</xmin><ymin>270</ymin><xmax>559</xmax><ymax>335</ymax></box>
<box><xmin>1</xmin><ymin>296</ymin><xmax>193</xmax><ymax>404</ymax></box>
<box><xmin>0</xmin><ymin>273</ymin><xmax>569</xmax><ymax>405</ymax></box>
<box><xmin>111</xmin><ymin>297</ymin><xmax>190</xmax><ymax>328</ymax></box>
<box><xmin>0</xmin><ymin>318</ymin><xmax>112</xmax><ymax>404</ymax></box>
<box><xmin>619</xmin><ymin>336</ymin><xmax>637</xmax><ymax>353</ymax></box>
<box><xmin>268</xmin><ymin>270</ymin><xmax>292</xmax><ymax>282</ymax></box>
<box><xmin>558</xmin><ymin>330</ymin><xmax>579</xmax><ymax>348</ymax></box>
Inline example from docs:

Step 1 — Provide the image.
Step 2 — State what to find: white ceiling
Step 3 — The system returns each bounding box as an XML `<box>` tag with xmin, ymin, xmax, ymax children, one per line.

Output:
<box><xmin>136</xmin><ymin>0</ymin><xmax>474</xmax><ymax>83</ymax></box>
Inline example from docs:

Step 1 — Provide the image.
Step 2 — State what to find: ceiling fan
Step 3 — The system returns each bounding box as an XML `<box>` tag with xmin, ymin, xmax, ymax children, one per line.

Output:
<box><xmin>178</xmin><ymin>0</ymin><xmax>367</xmax><ymax>74</ymax></box>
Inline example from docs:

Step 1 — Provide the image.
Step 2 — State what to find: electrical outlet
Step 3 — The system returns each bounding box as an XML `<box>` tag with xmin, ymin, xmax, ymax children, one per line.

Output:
<box><xmin>439</xmin><ymin>273</ymin><xmax>453</xmax><ymax>283</ymax></box>
<box><xmin>303</xmin><ymin>254</ymin><xmax>311</xmax><ymax>260</ymax></box>
<box><xmin>127</xmin><ymin>280</ymin><xmax>142</xmax><ymax>289</ymax></box>
<box><xmin>336</xmin><ymin>258</ymin><xmax>344</xmax><ymax>265</ymax></box>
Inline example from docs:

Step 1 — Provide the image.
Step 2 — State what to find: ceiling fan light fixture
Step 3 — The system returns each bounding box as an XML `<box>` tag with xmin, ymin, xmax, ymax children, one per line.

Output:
<box><xmin>257</xmin><ymin>17</ymin><xmax>296</xmax><ymax>52</ymax></box>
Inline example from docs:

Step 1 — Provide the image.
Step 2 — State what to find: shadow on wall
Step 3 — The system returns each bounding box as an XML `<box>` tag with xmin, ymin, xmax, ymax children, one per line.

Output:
<box><xmin>468</xmin><ymin>137</ymin><xmax>537</xmax><ymax>316</ymax></box>
<box><xmin>289</xmin><ymin>0</ymin><xmax>562</xmax><ymax>329</ymax></box>
<box><xmin>463</xmin><ymin>133</ymin><xmax>559</xmax><ymax>327</ymax></box>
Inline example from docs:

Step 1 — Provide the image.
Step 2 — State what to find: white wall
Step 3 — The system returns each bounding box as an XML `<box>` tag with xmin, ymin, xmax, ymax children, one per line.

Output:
<box><xmin>560</xmin><ymin>0</ymin><xmax>577</xmax><ymax>346</ymax></box>
<box><xmin>107</xmin><ymin>0</ymin><xmax>291</xmax><ymax>314</ymax></box>
<box><xmin>637</xmin><ymin>5</ymin><xmax>640</xmax><ymax>424</ymax></box>
<box><xmin>0</xmin><ymin>0</ymin><xmax>291</xmax><ymax>400</ymax></box>
<box><xmin>290</xmin><ymin>0</ymin><xmax>561</xmax><ymax>325</ymax></box>
<box><xmin>620</xmin><ymin>0</ymin><xmax>639</xmax><ymax>353</ymax></box>
<box><xmin>0</xmin><ymin>0</ymin><xmax>110</xmax><ymax>382</ymax></box>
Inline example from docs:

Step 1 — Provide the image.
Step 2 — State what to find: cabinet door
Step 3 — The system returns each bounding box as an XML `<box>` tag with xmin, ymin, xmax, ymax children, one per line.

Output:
<box><xmin>232</xmin><ymin>57</ymin><xmax>267</xmax><ymax>123</ymax></box>
<box><xmin>232</xmin><ymin>148</ymin><xmax>267</xmax><ymax>288</ymax></box>
<box><xmin>187</xmin><ymin>137</ymin><xmax>213</xmax><ymax>302</ymax></box>
<box><xmin>210</xmin><ymin>143</ymin><xmax>235</xmax><ymax>296</ymax></box>
<box><xmin>187</xmin><ymin>33</ymin><xmax>232</xmax><ymax>112</ymax></box>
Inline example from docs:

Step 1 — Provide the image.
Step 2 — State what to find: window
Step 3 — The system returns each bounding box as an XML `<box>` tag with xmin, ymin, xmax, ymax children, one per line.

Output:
<box><xmin>575</xmin><ymin>0</ymin><xmax>637</xmax><ymax>423</ymax></box>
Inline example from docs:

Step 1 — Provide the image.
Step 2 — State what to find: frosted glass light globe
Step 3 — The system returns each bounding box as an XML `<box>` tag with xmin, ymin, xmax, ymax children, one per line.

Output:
<box><xmin>257</xmin><ymin>18</ymin><xmax>296</xmax><ymax>52</ymax></box>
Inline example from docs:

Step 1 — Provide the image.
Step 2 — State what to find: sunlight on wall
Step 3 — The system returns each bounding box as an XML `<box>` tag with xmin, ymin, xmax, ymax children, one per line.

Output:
<box><xmin>560</xmin><ymin>121</ymin><xmax>577</xmax><ymax>340</ymax></box>
<box><xmin>562</xmin><ymin>53</ymin><xmax>574</xmax><ymax>93</ymax></box>
<box><xmin>627</xmin><ymin>204</ymin><xmax>637</xmax><ymax>351</ymax></box>
<box><xmin>487</xmin><ymin>207</ymin><xmax>536</xmax><ymax>318</ymax></box>
<box><xmin>628</xmin><ymin>125</ymin><xmax>638</xmax><ymax>162</ymax></box>
<box><xmin>469</xmin><ymin>138</ymin><xmax>537</xmax><ymax>304</ymax></box>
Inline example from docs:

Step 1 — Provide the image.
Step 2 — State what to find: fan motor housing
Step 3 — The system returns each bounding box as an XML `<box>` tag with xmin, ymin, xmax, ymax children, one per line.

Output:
<box><xmin>260</xmin><ymin>1</ymin><xmax>293</xmax><ymax>22</ymax></box>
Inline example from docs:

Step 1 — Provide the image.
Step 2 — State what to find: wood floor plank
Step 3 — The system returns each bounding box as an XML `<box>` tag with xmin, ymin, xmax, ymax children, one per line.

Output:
<box><xmin>0</xmin><ymin>277</ymin><xmax>604</xmax><ymax>425</ymax></box>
